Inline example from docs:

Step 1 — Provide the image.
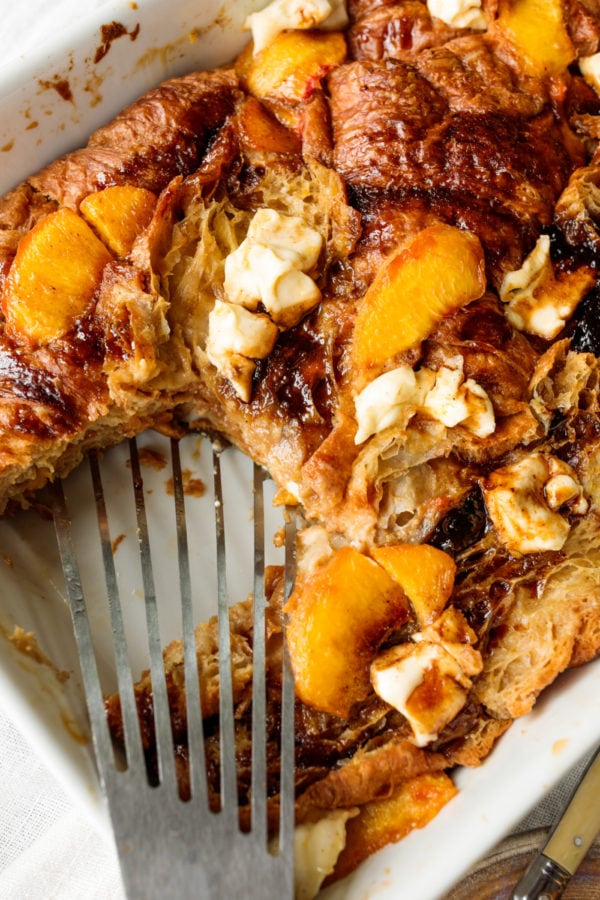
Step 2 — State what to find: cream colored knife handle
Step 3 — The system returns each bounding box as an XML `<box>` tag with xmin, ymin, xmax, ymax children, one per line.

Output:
<box><xmin>513</xmin><ymin>746</ymin><xmax>600</xmax><ymax>900</ymax></box>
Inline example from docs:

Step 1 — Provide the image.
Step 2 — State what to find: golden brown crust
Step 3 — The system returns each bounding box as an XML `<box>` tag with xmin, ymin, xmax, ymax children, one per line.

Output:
<box><xmin>296</xmin><ymin>738</ymin><xmax>448</xmax><ymax>820</ymax></box>
<box><xmin>3</xmin><ymin>2</ymin><xmax>600</xmax><ymax>875</ymax></box>
<box><xmin>29</xmin><ymin>69</ymin><xmax>241</xmax><ymax>210</ymax></box>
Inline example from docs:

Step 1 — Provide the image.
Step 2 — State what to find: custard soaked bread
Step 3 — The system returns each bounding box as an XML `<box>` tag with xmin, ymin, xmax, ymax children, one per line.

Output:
<box><xmin>3</xmin><ymin>0</ymin><xmax>600</xmax><ymax>891</ymax></box>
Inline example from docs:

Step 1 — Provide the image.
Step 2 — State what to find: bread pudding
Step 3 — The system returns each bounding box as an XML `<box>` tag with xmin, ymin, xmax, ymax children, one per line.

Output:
<box><xmin>2</xmin><ymin>0</ymin><xmax>600</xmax><ymax>893</ymax></box>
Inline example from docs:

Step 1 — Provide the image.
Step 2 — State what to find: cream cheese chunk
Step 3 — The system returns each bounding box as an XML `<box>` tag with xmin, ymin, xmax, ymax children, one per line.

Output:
<box><xmin>293</xmin><ymin>809</ymin><xmax>356</xmax><ymax>900</ymax></box>
<box><xmin>545</xmin><ymin>456</ymin><xmax>589</xmax><ymax>515</ymax></box>
<box><xmin>353</xmin><ymin>366</ymin><xmax>434</xmax><ymax>444</ymax></box>
<box><xmin>354</xmin><ymin>358</ymin><xmax>495</xmax><ymax>444</ymax></box>
<box><xmin>371</xmin><ymin>607</ymin><xmax>482</xmax><ymax>747</ymax></box>
<box><xmin>206</xmin><ymin>299</ymin><xmax>278</xmax><ymax>401</ymax></box>
<box><xmin>499</xmin><ymin>235</ymin><xmax>581</xmax><ymax>340</ymax></box>
<box><xmin>247</xmin><ymin>207</ymin><xmax>322</xmax><ymax>269</ymax></box>
<box><xmin>427</xmin><ymin>0</ymin><xmax>486</xmax><ymax>30</ymax></box>
<box><xmin>210</xmin><ymin>208</ymin><xmax>324</xmax><ymax>399</ymax></box>
<box><xmin>245</xmin><ymin>0</ymin><xmax>348</xmax><ymax>55</ymax></box>
<box><xmin>224</xmin><ymin>208</ymin><xmax>322</xmax><ymax>328</ymax></box>
<box><xmin>483</xmin><ymin>453</ymin><xmax>587</xmax><ymax>555</ymax></box>
<box><xmin>422</xmin><ymin>360</ymin><xmax>495</xmax><ymax>438</ymax></box>
<box><xmin>371</xmin><ymin>641</ymin><xmax>471</xmax><ymax>747</ymax></box>
<box><xmin>579</xmin><ymin>52</ymin><xmax>600</xmax><ymax>94</ymax></box>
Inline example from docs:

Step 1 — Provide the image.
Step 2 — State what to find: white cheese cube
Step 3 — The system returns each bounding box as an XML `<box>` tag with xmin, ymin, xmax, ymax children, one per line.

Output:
<box><xmin>206</xmin><ymin>299</ymin><xmax>278</xmax><ymax>401</ymax></box>
<box><xmin>483</xmin><ymin>453</ymin><xmax>572</xmax><ymax>554</ymax></box>
<box><xmin>354</xmin><ymin>358</ymin><xmax>495</xmax><ymax>444</ymax></box>
<box><xmin>245</xmin><ymin>0</ymin><xmax>333</xmax><ymax>55</ymax></box>
<box><xmin>260</xmin><ymin>259</ymin><xmax>322</xmax><ymax>328</ymax></box>
<box><xmin>354</xmin><ymin>365</ymin><xmax>434</xmax><ymax>445</ymax></box>
<box><xmin>207</xmin><ymin>299</ymin><xmax>278</xmax><ymax>359</ymax></box>
<box><xmin>224</xmin><ymin>209</ymin><xmax>323</xmax><ymax>327</ymax></box>
<box><xmin>423</xmin><ymin>359</ymin><xmax>496</xmax><ymax>439</ymax></box>
<box><xmin>579</xmin><ymin>53</ymin><xmax>600</xmax><ymax>95</ymax></box>
<box><xmin>499</xmin><ymin>235</ymin><xmax>581</xmax><ymax>340</ymax></box>
<box><xmin>526</xmin><ymin>301</ymin><xmax>572</xmax><ymax>340</ymax></box>
<box><xmin>413</xmin><ymin>608</ymin><xmax>483</xmax><ymax>678</ymax></box>
<box><xmin>427</xmin><ymin>0</ymin><xmax>486</xmax><ymax>30</ymax></box>
<box><xmin>545</xmin><ymin>457</ymin><xmax>589</xmax><ymax>515</ymax></box>
<box><xmin>293</xmin><ymin>809</ymin><xmax>356</xmax><ymax>900</ymax></box>
<box><xmin>460</xmin><ymin>378</ymin><xmax>496</xmax><ymax>438</ymax></box>
<box><xmin>371</xmin><ymin>641</ymin><xmax>470</xmax><ymax>747</ymax></box>
<box><xmin>247</xmin><ymin>208</ymin><xmax>322</xmax><ymax>271</ymax></box>
<box><xmin>500</xmin><ymin>235</ymin><xmax>551</xmax><ymax>308</ymax></box>
<box><xmin>223</xmin><ymin>242</ymin><xmax>262</xmax><ymax>311</ymax></box>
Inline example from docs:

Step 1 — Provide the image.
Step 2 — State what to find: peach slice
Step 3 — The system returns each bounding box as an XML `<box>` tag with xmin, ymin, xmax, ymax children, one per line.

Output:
<box><xmin>493</xmin><ymin>0</ymin><xmax>575</xmax><ymax>76</ymax></box>
<box><xmin>285</xmin><ymin>546</ymin><xmax>410</xmax><ymax>718</ymax></box>
<box><xmin>2</xmin><ymin>207</ymin><xmax>112</xmax><ymax>344</ymax></box>
<box><xmin>79</xmin><ymin>185</ymin><xmax>157</xmax><ymax>257</ymax></box>
<box><xmin>371</xmin><ymin>544</ymin><xmax>456</xmax><ymax>627</ymax></box>
<box><xmin>241</xmin><ymin>31</ymin><xmax>347</xmax><ymax>105</ymax></box>
<box><xmin>351</xmin><ymin>224</ymin><xmax>486</xmax><ymax>380</ymax></box>
<box><xmin>330</xmin><ymin>773</ymin><xmax>457</xmax><ymax>882</ymax></box>
<box><xmin>237</xmin><ymin>97</ymin><xmax>301</xmax><ymax>155</ymax></box>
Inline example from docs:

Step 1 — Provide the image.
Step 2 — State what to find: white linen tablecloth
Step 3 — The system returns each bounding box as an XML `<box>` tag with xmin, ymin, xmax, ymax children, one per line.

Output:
<box><xmin>0</xmin><ymin>708</ymin><xmax>124</xmax><ymax>900</ymax></box>
<box><xmin>0</xmin><ymin>3</ymin><xmax>596</xmax><ymax>898</ymax></box>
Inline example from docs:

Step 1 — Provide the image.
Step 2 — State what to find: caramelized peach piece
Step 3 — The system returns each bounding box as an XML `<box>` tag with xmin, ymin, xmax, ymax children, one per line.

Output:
<box><xmin>242</xmin><ymin>31</ymin><xmax>347</xmax><ymax>104</ymax></box>
<box><xmin>285</xmin><ymin>546</ymin><xmax>410</xmax><ymax>717</ymax></box>
<box><xmin>234</xmin><ymin>40</ymin><xmax>254</xmax><ymax>84</ymax></box>
<box><xmin>371</xmin><ymin>544</ymin><xmax>456</xmax><ymax>627</ymax></box>
<box><xmin>494</xmin><ymin>0</ymin><xmax>574</xmax><ymax>76</ymax></box>
<box><xmin>351</xmin><ymin>224</ymin><xmax>486</xmax><ymax>379</ymax></box>
<box><xmin>238</xmin><ymin>97</ymin><xmax>301</xmax><ymax>154</ymax></box>
<box><xmin>2</xmin><ymin>207</ymin><xmax>112</xmax><ymax>344</ymax></box>
<box><xmin>79</xmin><ymin>185</ymin><xmax>157</xmax><ymax>257</ymax></box>
<box><xmin>330</xmin><ymin>773</ymin><xmax>457</xmax><ymax>882</ymax></box>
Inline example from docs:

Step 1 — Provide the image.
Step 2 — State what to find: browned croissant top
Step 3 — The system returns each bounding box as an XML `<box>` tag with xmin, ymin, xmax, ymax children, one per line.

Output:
<box><xmin>2</xmin><ymin>0</ymin><xmax>600</xmax><ymax>890</ymax></box>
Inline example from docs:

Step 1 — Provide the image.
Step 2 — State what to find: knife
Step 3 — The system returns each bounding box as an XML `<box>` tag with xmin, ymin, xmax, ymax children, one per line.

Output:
<box><xmin>512</xmin><ymin>745</ymin><xmax>600</xmax><ymax>900</ymax></box>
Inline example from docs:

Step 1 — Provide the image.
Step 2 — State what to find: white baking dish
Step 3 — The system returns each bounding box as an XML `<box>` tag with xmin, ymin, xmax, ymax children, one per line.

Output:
<box><xmin>1</xmin><ymin>2</ymin><xmax>599</xmax><ymax>897</ymax></box>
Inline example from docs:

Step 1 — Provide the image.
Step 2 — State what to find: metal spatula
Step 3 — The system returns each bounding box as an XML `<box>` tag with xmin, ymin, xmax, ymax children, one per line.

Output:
<box><xmin>50</xmin><ymin>435</ymin><xmax>296</xmax><ymax>900</ymax></box>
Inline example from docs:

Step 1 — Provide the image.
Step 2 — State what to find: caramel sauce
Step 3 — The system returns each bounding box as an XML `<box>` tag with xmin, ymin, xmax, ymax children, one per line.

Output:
<box><xmin>429</xmin><ymin>489</ymin><xmax>488</xmax><ymax>557</ymax></box>
<box><xmin>38</xmin><ymin>77</ymin><xmax>73</xmax><ymax>103</ymax></box>
<box><xmin>253</xmin><ymin>320</ymin><xmax>334</xmax><ymax>427</ymax></box>
<box><xmin>0</xmin><ymin>346</ymin><xmax>79</xmax><ymax>432</ymax></box>
<box><xmin>112</xmin><ymin>533</ymin><xmax>126</xmax><ymax>554</ymax></box>
<box><xmin>94</xmin><ymin>21</ymin><xmax>141</xmax><ymax>65</ymax></box>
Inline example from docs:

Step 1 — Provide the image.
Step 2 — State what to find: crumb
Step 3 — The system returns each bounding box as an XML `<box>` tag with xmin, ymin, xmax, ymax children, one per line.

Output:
<box><xmin>7</xmin><ymin>626</ymin><xmax>70</xmax><ymax>683</ymax></box>
<box><xmin>165</xmin><ymin>469</ymin><xmax>206</xmax><ymax>497</ymax></box>
<box><xmin>136</xmin><ymin>448</ymin><xmax>168</xmax><ymax>470</ymax></box>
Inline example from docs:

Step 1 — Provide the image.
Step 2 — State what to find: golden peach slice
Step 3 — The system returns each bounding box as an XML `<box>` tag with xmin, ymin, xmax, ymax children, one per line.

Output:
<box><xmin>493</xmin><ymin>0</ymin><xmax>575</xmax><ymax>76</ymax></box>
<box><xmin>79</xmin><ymin>185</ymin><xmax>157</xmax><ymax>257</ymax></box>
<box><xmin>242</xmin><ymin>31</ymin><xmax>347</xmax><ymax>105</ymax></box>
<box><xmin>238</xmin><ymin>97</ymin><xmax>301</xmax><ymax>155</ymax></box>
<box><xmin>285</xmin><ymin>545</ymin><xmax>410</xmax><ymax>718</ymax></box>
<box><xmin>371</xmin><ymin>544</ymin><xmax>456</xmax><ymax>627</ymax></box>
<box><xmin>2</xmin><ymin>207</ymin><xmax>112</xmax><ymax>344</ymax></box>
<box><xmin>330</xmin><ymin>773</ymin><xmax>457</xmax><ymax>882</ymax></box>
<box><xmin>351</xmin><ymin>224</ymin><xmax>486</xmax><ymax>380</ymax></box>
